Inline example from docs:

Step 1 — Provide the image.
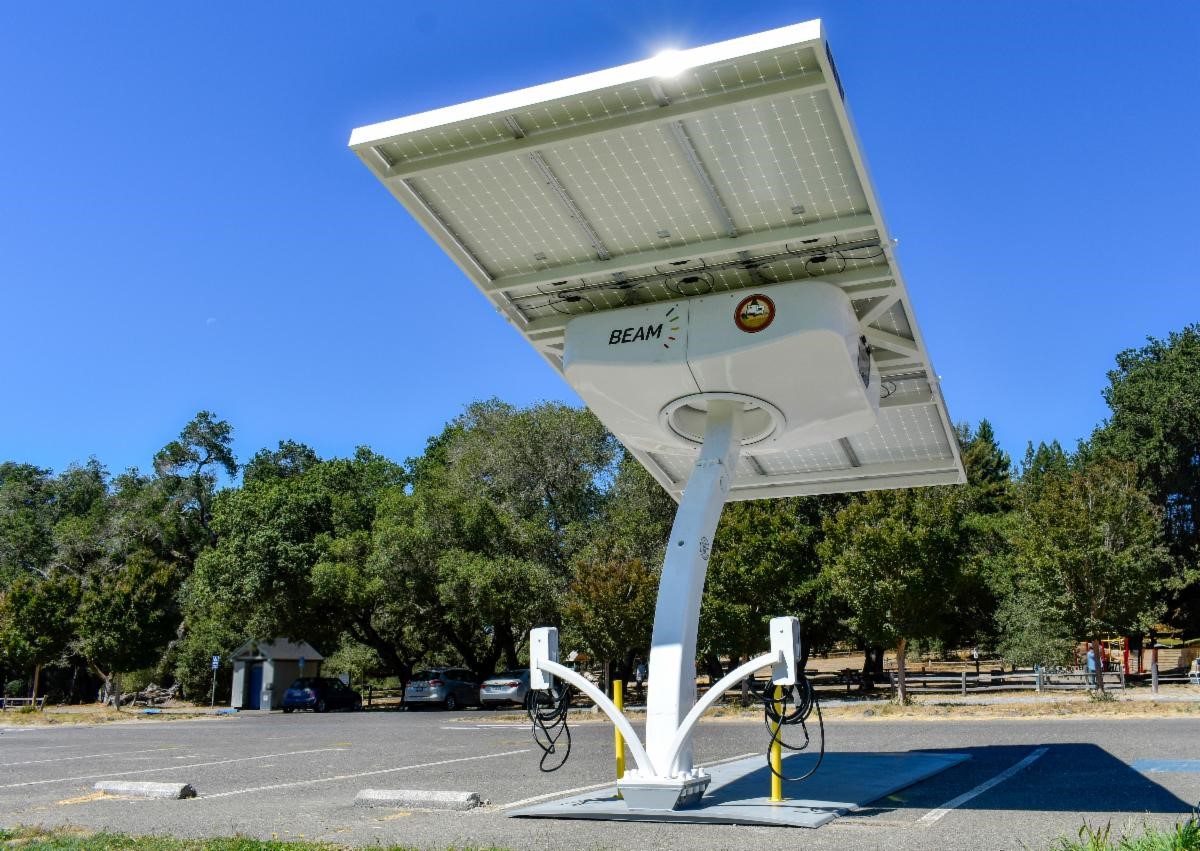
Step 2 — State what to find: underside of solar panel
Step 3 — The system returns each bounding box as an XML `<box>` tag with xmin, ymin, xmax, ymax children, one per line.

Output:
<box><xmin>350</xmin><ymin>19</ymin><xmax>965</xmax><ymax>501</ymax></box>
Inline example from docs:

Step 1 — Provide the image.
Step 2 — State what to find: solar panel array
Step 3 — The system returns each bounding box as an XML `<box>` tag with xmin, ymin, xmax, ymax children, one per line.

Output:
<box><xmin>350</xmin><ymin>20</ymin><xmax>965</xmax><ymax>500</ymax></box>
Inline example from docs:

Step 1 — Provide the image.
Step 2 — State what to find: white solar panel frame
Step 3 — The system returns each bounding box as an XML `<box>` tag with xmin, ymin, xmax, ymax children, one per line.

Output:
<box><xmin>350</xmin><ymin>19</ymin><xmax>965</xmax><ymax>501</ymax></box>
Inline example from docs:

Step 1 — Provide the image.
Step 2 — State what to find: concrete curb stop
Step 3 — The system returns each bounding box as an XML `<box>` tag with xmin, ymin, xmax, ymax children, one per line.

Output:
<box><xmin>94</xmin><ymin>781</ymin><xmax>197</xmax><ymax>799</ymax></box>
<box><xmin>354</xmin><ymin>789</ymin><xmax>482</xmax><ymax>810</ymax></box>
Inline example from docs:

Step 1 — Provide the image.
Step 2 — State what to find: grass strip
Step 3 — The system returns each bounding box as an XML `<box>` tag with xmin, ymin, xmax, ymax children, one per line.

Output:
<box><xmin>0</xmin><ymin>826</ymin><xmax>509</xmax><ymax>851</ymax></box>
<box><xmin>1047</xmin><ymin>817</ymin><xmax>1200</xmax><ymax>850</ymax></box>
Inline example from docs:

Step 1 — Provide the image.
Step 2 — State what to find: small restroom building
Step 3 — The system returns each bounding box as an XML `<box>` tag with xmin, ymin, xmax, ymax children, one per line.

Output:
<box><xmin>230</xmin><ymin>639</ymin><xmax>324</xmax><ymax>710</ymax></box>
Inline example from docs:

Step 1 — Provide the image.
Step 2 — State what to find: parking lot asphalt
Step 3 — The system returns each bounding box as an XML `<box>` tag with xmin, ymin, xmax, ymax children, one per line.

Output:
<box><xmin>2</xmin><ymin>708</ymin><xmax>1197</xmax><ymax>850</ymax></box>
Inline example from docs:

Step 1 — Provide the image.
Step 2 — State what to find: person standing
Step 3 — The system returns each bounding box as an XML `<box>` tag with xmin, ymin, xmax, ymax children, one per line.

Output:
<box><xmin>1086</xmin><ymin>646</ymin><xmax>1098</xmax><ymax>688</ymax></box>
<box><xmin>634</xmin><ymin>658</ymin><xmax>647</xmax><ymax>701</ymax></box>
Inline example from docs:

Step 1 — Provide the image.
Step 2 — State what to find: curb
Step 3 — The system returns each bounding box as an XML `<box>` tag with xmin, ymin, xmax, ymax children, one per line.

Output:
<box><xmin>94</xmin><ymin>781</ymin><xmax>196</xmax><ymax>799</ymax></box>
<box><xmin>354</xmin><ymin>788</ymin><xmax>481</xmax><ymax>810</ymax></box>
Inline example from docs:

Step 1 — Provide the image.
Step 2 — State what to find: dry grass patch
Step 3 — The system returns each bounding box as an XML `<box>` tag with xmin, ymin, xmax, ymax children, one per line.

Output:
<box><xmin>1</xmin><ymin>704</ymin><xmax>228</xmax><ymax>727</ymax></box>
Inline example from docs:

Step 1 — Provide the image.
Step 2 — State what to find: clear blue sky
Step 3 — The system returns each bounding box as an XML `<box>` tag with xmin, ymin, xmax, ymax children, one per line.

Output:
<box><xmin>2</xmin><ymin>2</ymin><xmax>1197</xmax><ymax>479</ymax></box>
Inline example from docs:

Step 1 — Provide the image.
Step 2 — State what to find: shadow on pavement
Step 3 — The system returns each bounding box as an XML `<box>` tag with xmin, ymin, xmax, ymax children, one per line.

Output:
<box><xmin>847</xmin><ymin>743</ymin><xmax>1197</xmax><ymax>815</ymax></box>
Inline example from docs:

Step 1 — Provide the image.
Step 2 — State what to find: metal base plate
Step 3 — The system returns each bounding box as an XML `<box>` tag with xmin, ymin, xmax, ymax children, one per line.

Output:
<box><xmin>510</xmin><ymin>751</ymin><xmax>969</xmax><ymax>828</ymax></box>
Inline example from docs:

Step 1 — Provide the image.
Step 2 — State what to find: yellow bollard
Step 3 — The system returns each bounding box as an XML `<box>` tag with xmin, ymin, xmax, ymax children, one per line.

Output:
<box><xmin>613</xmin><ymin>679</ymin><xmax>625</xmax><ymax>797</ymax></box>
<box><xmin>770</xmin><ymin>685</ymin><xmax>784</xmax><ymax>802</ymax></box>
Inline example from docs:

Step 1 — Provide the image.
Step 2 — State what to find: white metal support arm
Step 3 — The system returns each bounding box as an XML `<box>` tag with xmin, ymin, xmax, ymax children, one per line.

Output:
<box><xmin>536</xmin><ymin>658</ymin><xmax>653</xmax><ymax>775</ymax></box>
<box><xmin>664</xmin><ymin>650</ymin><xmax>780</xmax><ymax>776</ymax></box>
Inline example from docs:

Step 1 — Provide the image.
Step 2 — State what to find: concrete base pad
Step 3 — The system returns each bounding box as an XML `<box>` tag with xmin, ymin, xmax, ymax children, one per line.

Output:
<box><xmin>510</xmin><ymin>751</ymin><xmax>968</xmax><ymax>828</ymax></box>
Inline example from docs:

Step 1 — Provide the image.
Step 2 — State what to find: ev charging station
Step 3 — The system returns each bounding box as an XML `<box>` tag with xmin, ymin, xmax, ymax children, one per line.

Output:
<box><xmin>351</xmin><ymin>19</ymin><xmax>966</xmax><ymax>826</ymax></box>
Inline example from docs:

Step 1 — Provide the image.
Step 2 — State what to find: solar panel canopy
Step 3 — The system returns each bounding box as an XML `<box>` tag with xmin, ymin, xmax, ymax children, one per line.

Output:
<box><xmin>350</xmin><ymin>19</ymin><xmax>965</xmax><ymax>501</ymax></box>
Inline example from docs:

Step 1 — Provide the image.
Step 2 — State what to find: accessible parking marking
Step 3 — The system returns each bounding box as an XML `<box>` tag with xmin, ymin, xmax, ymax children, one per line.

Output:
<box><xmin>1132</xmin><ymin>759</ymin><xmax>1200</xmax><ymax>773</ymax></box>
<box><xmin>916</xmin><ymin>747</ymin><xmax>1048</xmax><ymax>826</ymax></box>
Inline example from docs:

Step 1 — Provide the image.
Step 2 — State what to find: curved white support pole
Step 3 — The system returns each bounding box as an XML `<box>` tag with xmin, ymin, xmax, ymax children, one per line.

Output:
<box><xmin>645</xmin><ymin>400</ymin><xmax>742</xmax><ymax>776</ymax></box>
<box><xmin>537</xmin><ymin>659</ymin><xmax>653</xmax><ymax>775</ymax></box>
<box><xmin>663</xmin><ymin>650</ymin><xmax>780</xmax><ymax>776</ymax></box>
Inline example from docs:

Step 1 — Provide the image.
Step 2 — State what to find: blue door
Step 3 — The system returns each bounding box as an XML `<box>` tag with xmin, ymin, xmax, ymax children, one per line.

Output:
<box><xmin>246</xmin><ymin>663</ymin><xmax>263</xmax><ymax>709</ymax></box>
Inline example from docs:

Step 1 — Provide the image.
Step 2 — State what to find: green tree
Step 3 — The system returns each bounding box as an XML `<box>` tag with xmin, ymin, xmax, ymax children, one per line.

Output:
<box><xmin>311</xmin><ymin>464</ymin><xmax>429</xmax><ymax>689</ymax></box>
<box><xmin>153</xmin><ymin>411</ymin><xmax>238</xmax><ymax>548</ymax></box>
<box><xmin>366</xmin><ymin>401</ymin><xmax>618</xmax><ymax>681</ymax></box>
<box><xmin>0</xmin><ymin>463</ymin><xmax>55</xmax><ymax>583</ymax></box>
<box><xmin>1091</xmin><ymin>325</ymin><xmax>1200</xmax><ymax>630</ymax></box>
<box><xmin>961</xmin><ymin>420</ymin><xmax>1014</xmax><ymax>515</ymax></box>
<box><xmin>820</xmin><ymin>486</ymin><xmax>969</xmax><ymax>702</ymax></box>
<box><xmin>0</xmin><ymin>573</ymin><xmax>79</xmax><ymax>704</ymax></box>
<box><xmin>48</xmin><ymin>460</ymin><xmax>110</xmax><ymax>577</ymax></box>
<box><xmin>170</xmin><ymin>591</ymin><xmax>244</xmax><ymax>701</ymax></box>
<box><xmin>186</xmin><ymin>446</ymin><xmax>419</xmax><ymax>690</ymax></box>
<box><xmin>994</xmin><ymin>589</ymin><xmax>1074</xmax><ymax>667</ymax></box>
<box><xmin>562</xmin><ymin>556</ymin><xmax>658</xmax><ymax>683</ymax></box>
<box><xmin>556</xmin><ymin>452</ymin><xmax>673</xmax><ymax>684</ymax></box>
<box><xmin>590</xmin><ymin>452</ymin><xmax>676</xmax><ymax>567</ymax></box>
<box><xmin>701</xmin><ymin>496</ymin><xmax>847</xmax><ymax>686</ymax></box>
<box><xmin>435</xmin><ymin>549</ymin><xmax>559</xmax><ymax>675</ymax></box>
<box><xmin>190</xmin><ymin>462</ymin><xmax>338</xmax><ymax>646</ymax></box>
<box><xmin>1019</xmin><ymin>440</ymin><xmax>1072</xmax><ymax>501</ymax></box>
<box><xmin>437</xmin><ymin>399</ymin><xmax>617</xmax><ymax>570</ymax></box>
<box><xmin>956</xmin><ymin>421</ymin><xmax>1018</xmax><ymax>655</ymax></box>
<box><xmin>75</xmin><ymin>551</ymin><xmax>182</xmax><ymax>703</ymax></box>
<box><xmin>321</xmin><ymin>639</ymin><xmax>384</xmax><ymax>689</ymax></box>
<box><xmin>1010</xmin><ymin>458</ymin><xmax>1176</xmax><ymax>692</ymax></box>
<box><xmin>982</xmin><ymin>440</ymin><xmax>1077</xmax><ymax>667</ymax></box>
<box><xmin>0</xmin><ymin>460</ymin><xmax>117</xmax><ymax>702</ymax></box>
<box><xmin>242</xmin><ymin>441</ymin><xmax>320</xmax><ymax>487</ymax></box>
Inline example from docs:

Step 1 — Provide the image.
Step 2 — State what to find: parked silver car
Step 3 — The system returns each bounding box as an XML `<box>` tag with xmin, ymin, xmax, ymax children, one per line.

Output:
<box><xmin>404</xmin><ymin>667</ymin><xmax>479</xmax><ymax>710</ymax></box>
<box><xmin>479</xmin><ymin>670</ymin><xmax>561</xmax><ymax>709</ymax></box>
<box><xmin>479</xmin><ymin>669</ymin><xmax>532</xmax><ymax>709</ymax></box>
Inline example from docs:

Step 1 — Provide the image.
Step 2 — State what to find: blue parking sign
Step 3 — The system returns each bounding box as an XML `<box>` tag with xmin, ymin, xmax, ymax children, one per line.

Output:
<box><xmin>211</xmin><ymin>655</ymin><xmax>220</xmax><ymax>670</ymax></box>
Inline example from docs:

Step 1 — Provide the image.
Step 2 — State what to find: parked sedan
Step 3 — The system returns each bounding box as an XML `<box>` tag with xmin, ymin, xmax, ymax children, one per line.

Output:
<box><xmin>404</xmin><ymin>667</ymin><xmax>480</xmax><ymax>711</ymax></box>
<box><xmin>479</xmin><ymin>669</ymin><xmax>532</xmax><ymax>708</ymax></box>
<box><xmin>480</xmin><ymin>670</ymin><xmax>560</xmax><ymax>710</ymax></box>
<box><xmin>281</xmin><ymin>678</ymin><xmax>362</xmax><ymax>713</ymax></box>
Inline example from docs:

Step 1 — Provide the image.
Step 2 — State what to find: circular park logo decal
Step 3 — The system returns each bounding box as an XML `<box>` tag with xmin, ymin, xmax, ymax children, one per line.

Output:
<box><xmin>734</xmin><ymin>294</ymin><xmax>775</xmax><ymax>333</ymax></box>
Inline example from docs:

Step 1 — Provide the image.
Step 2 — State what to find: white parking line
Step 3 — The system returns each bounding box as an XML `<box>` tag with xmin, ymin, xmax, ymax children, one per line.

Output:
<box><xmin>917</xmin><ymin>747</ymin><xmax>1049</xmax><ymax>826</ymax></box>
<box><xmin>0</xmin><ymin>746</ymin><xmax>182</xmax><ymax>768</ymax></box>
<box><xmin>439</xmin><ymin>724</ymin><xmax>529</xmax><ymax>730</ymax></box>
<box><xmin>202</xmin><ymin>748</ymin><xmax>530</xmax><ymax>798</ymax></box>
<box><xmin>0</xmin><ymin>747</ymin><xmax>347</xmax><ymax>789</ymax></box>
<box><xmin>699</xmin><ymin>751</ymin><xmax>761</xmax><ymax>769</ymax></box>
<box><xmin>495</xmin><ymin>752</ymin><xmax>758</xmax><ymax>811</ymax></box>
<box><xmin>496</xmin><ymin>779</ymin><xmax>617</xmax><ymax>811</ymax></box>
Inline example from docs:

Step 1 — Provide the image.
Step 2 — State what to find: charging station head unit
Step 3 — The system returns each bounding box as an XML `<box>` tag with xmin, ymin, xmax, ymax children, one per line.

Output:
<box><xmin>564</xmin><ymin>281</ymin><xmax>879</xmax><ymax>454</ymax></box>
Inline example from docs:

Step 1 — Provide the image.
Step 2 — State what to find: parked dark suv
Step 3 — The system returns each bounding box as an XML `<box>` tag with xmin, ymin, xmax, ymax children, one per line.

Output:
<box><xmin>281</xmin><ymin>677</ymin><xmax>362</xmax><ymax>713</ymax></box>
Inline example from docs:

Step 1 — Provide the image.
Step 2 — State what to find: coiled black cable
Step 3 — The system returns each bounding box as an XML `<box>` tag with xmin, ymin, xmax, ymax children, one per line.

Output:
<box><xmin>749</xmin><ymin>672</ymin><xmax>825</xmax><ymax>783</ymax></box>
<box><xmin>527</xmin><ymin>685</ymin><xmax>573</xmax><ymax>772</ymax></box>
